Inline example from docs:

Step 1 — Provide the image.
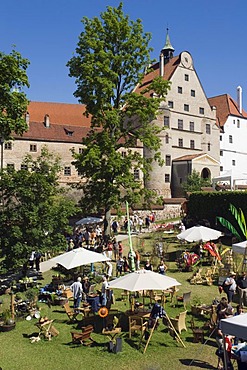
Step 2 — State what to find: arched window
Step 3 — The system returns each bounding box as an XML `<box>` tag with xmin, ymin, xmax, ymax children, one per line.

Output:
<box><xmin>201</xmin><ymin>167</ymin><xmax>211</xmax><ymax>180</ymax></box>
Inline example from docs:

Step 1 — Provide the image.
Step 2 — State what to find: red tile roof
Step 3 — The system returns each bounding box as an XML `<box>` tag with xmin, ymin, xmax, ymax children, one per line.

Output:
<box><xmin>134</xmin><ymin>55</ymin><xmax>180</xmax><ymax>96</ymax></box>
<box><xmin>208</xmin><ymin>94</ymin><xmax>247</xmax><ymax>127</ymax></box>
<box><xmin>27</xmin><ymin>101</ymin><xmax>91</xmax><ymax>127</ymax></box>
<box><xmin>173</xmin><ymin>153</ymin><xmax>207</xmax><ymax>161</ymax></box>
<box><xmin>14</xmin><ymin>121</ymin><xmax>90</xmax><ymax>143</ymax></box>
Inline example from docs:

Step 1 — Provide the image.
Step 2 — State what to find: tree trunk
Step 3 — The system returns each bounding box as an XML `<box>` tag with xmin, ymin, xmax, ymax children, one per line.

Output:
<box><xmin>104</xmin><ymin>208</ymin><xmax>111</xmax><ymax>239</ymax></box>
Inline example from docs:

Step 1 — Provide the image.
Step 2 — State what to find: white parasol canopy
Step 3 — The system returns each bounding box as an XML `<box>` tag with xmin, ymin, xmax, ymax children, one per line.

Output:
<box><xmin>177</xmin><ymin>225</ymin><xmax>223</xmax><ymax>242</ymax></box>
<box><xmin>40</xmin><ymin>248</ymin><xmax>110</xmax><ymax>272</ymax></box>
<box><xmin>108</xmin><ymin>269</ymin><xmax>181</xmax><ymax>292</ymax></box>
<box><xmin>75</xmin><ymin>216</ymin><xmax>103</xmax><ymax>226</ymax></box>
<box><xmin>232</xmin><ymin>240</ymin><xmax>247</xmax><ymax>255</ymax></box>
<box><xmin>221</xmin><ymin>313</ymin><xmax>247</xmax><ymax>338</ymax></box>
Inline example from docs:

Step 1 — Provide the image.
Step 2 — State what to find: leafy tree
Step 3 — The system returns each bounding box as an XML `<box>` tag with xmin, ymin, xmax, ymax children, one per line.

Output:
<box><xmin>217</xmin><ymin>203</ymin><xmax>247</xmax><ymax>241</ymax></box>
<box><xmin>0</xmin><ymin>48</ymin><xmax>30</xmax><ymax>141</ymax></box>
<box><xmin>182</xmin><ymin>170</ymin><xmax>211</xmax><ymax>193</ymax></box>
<box><xmin>67</xmin><ymin>3</ymin><xmax>170</xmax><ymax>234</ymax></box>
<box><xmin>0</xmin><ymin>147</ymin><xmax>76</xmax><ymax>271</ymax></box>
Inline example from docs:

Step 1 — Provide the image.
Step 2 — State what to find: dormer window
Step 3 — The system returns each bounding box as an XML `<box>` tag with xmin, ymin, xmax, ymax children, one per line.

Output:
<box><xmin>64</xmin><ymin>128</ymin><xmax>74</xmax><ymax>136</ymax></box>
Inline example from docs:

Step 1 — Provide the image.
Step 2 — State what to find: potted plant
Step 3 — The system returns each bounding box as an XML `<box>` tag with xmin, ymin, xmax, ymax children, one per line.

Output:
<box><xmin>0</xmin><ymin>309</ymin><xmax>16</xmax><ymax>332</ymax></box>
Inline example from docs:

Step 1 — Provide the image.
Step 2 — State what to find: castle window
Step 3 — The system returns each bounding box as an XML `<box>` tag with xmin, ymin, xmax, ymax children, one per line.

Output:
<box><xmin>184</xmin><ymin>104</ymin><xmax>189</xmax><ymax>112</ymax></box>
<box><xmin>220</xmin><ymin>150</ymin><xmax>223</xmax><ymax>156</ymax></box>
<box><xmin>178</xmin><ymin>138</ymin><xmax>183</xmax><ymax>147</ymax></box>
<box><xmin>220</xmin><ymin>166</ymin><xmax>223</xmax><ymax>172</ymax></box>
<box><xmin>190</xmin><ymin>140</ymin><xmax>195</xmax><ymax>149</ymax></box>
<box><xmin>229</xmin><ymin>135</ymin><xmax>233</xmax><ymax>143</ymax></box>
<box><xmin>64</xmin><ymin>166</ymin><xmax>71</xmax><ymax>176</ymax></box>
<box><xmin>178</xmin><ymin>119</ymin><xmax>183</xmax><ymax>130</ymax></box>
<box><xmin>199</xmin><ymin>107</ymin><xmax>204</xmax><ymax>114</ymax></box>
<box><xmin>165</xmin><ymin>134</ymin><xmax>169</xmax><ymax>144</ymax></box>
<box><xmin>21</xmin><ymin>164</ymin><xmax>28</xmax><ymax>171</ymax></box>
<box><xmin>165</xmin><ymin>174</ymin><xmax>170</xmax><ymax>183</ymax></box>
<box><xmin>4</xmin><ymin>142</ymin><xmax>12</xmax><ymax>150</ymax></box>
<box><xmin>237</xmin><ymin>119</ymin><xmax>240</xmax><ymax>128</ymax></box>
<box><xmin>168</xmin><ymin>101</ymin><xmax>174</xmax><ymax>108</ymax></box>
<box><xmin>164</xmin><ymin>116</ymin><xmax>170</xmax><ymax>127</ymax></box>
<box><xmin>232</xmin><ymin>160</ymin><xmax>236</xmax><ymax>166</ymax></box>
<box><xmin>184</xmin><ymin>74</ymin><xmax>189</xmax><ymax>81</ymax></box>
<box><xmin>134</xmin><ymin>169</ymin><xmax>140</xmax><ymax>180</ymax></box>
<box><xmin>30</xmin><ymin>144</ymin><xmax>37</xmax><ymax>152</ymax></box>
<box><xmin>206</xmin><ymin>124</ymin><xmax>211</xmax><ymax>134</ymax></box>
<box><xmin>79</xmin><ymin>147</ymin><xmax>83</xmax><ymax>154</ymax></box>
<box><xmin>189</xmin><ymin>121</ymin><xmax>194</xmax><ymax>131</ymax></box>
<box><xmin>208</xmin><ymin>143</ymin><xmax>211</xmax><ymax>151</ymax></box>
<box><xmin>165</xmin><ymin>155</ymin><xmax>171</xmax><ymax>166</ymax></box>
<box><xmin>7</xmin><ymin>163</ymin><xmax>15</xmax><ymax>170</ymax></box>
<box><xmin>178</xmin><ymin>86</ymin><xmax>183</xmax><ymax>94</ymax></box>
<box><xmin>191</xmin><ymin>89</ymin><xmax>195</xmax><ymax>97</ymax></box>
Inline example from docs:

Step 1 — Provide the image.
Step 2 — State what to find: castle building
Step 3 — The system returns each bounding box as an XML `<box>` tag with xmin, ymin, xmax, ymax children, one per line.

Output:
<box><xmin>135</xmin><ymin>31</ymin><xmax>220</xmax><ymax>197</ymax></box>
<box><xmin>209</xmin><ymin>88</ymin><xmax>247</xmax><ymax>185</ymax></box>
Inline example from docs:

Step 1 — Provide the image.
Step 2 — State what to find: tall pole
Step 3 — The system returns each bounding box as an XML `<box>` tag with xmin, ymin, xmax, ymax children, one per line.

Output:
<box><xmin>126</xmin><ymin>201</ymin><xmax>135</xmax><ymax>272</ymax></box>
<box><xmin>0</xmin><ymin>138</ymin><xmax>3</xmax><ymax>171</ymax></box>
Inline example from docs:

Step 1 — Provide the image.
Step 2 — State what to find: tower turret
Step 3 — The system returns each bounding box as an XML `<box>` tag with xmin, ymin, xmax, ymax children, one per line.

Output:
<box><xmin>161</xmin><ymin>29</ymin><xmax>174</xmax><ymax>64</ymax></box>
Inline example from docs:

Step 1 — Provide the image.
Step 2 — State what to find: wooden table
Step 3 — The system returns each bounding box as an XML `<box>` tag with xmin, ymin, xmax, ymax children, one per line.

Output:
<box><xmin>126</xmin><ymin>310</ymin><xmax>151</xmax><ymax>319</ymax></box>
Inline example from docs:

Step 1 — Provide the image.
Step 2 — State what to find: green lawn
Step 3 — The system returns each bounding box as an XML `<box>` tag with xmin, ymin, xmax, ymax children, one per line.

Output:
<box><xmin>0</xmin><ymin>232</ymin><xmax>231</xmax><ymax>370</ymax></box>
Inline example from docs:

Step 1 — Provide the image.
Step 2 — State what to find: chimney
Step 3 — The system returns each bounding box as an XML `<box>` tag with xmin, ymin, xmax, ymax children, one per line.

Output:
<box><xmin>25</xmin><ymin>112</ymin><xmax>30</xmax><ymax>126</ymax></box>
<box><xmin>160</xmin><ymin>53</ymin><xmax>164</xmax><ymax>77</ymax></box>
<box><xmin>44</xmin><ymin>114</ymin><xmax>50</xmax><ymax>128</ymax></box>
<box><xmin>237</xmin><ymin>86</ymin><xmax>242</xmax><ymax>114</ymax></box>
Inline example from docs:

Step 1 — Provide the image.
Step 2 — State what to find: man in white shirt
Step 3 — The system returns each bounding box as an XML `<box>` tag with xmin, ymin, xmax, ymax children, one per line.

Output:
<box><xmin>101</xmin><ymin>276</ymin><xmax>109</xmax><ymax>306</ymax></box>
<box><xmin>70</xmin><ymin>277</ymin><xmax>83</xmax><ymax>312</ymax></box>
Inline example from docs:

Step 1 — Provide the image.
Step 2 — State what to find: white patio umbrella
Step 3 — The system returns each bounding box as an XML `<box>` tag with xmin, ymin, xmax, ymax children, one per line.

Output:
<box><xmin>40</xmin><ymin>248</ymin><xmax>110</xmax><ymax>272</ymax></box>
<box><xmin>75</xmin><ymin>216</ymin><xmax>103</xmax><ymax>226</ymax></box>
<box><xmin>108</xmin><ymin>269</ymin><xmax>181</xmax><ymax>292</ymax></box>
<box><xmin>177</xmin><ymin>225</ymin><xmax>223</xmax><ymax>242</ymax></box>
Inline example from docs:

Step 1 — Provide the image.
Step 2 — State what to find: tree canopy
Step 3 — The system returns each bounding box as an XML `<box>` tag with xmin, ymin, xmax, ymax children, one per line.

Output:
<box><xmin>182</xmin><ymin>170</ymin><xmax>211</xmax><ymax>194</ymax></box>
<box><xmin>0</xmin><ymin>48</ymin><xmax>30</xmax><ymax>141</ymax></box>
<box><xmin>0</xmin><ymin>147</ymin><xmax>76</xmax><ymax>271</ymax></box>
<box><xmin>67</xmin><ymin>3</ymin><xmax>170</xmax><ymax>232</ymax></box>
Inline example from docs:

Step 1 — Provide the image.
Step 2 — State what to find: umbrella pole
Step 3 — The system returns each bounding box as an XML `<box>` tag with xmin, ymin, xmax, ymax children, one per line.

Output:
<box><xmin>126</xmin><ymin>201</ymin><xmax>135</xmax><ymax>272</ymax></box>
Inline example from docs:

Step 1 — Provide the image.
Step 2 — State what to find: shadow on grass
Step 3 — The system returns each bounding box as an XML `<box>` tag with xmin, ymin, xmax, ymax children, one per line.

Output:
<box><xmin>22</xmin><ymin>332</ymin><xmax>39</xmax><ymax>338</ymax></box>
<box><xmin>64</xmin><ymin>341</ymin><xmax>106</xmax><ymax>349</ymax></box>
<box><xmin>52</xmin><ymin>309</ymin><xmax>64</xmax><ymax>314</ymax></box>
<box><xmin>180</xmin><ymin>359</ymin><xmax>215</xmax><ymax>369</ymax></box>
<box><xmin>124</xmin><ymin>337</ymin><xmax>141</xmax><ymax>350</ymax></box>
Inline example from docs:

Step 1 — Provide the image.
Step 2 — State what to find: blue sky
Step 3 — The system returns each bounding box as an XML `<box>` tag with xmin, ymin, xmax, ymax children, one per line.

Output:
<box><xmin>1</xmin><ymin>0</ymin><xmax>247</xmax><ymax>105</ymax></box>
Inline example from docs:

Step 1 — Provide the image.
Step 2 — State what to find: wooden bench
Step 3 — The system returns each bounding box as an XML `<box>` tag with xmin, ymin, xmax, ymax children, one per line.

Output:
<box><xmin>70</xmin><ymin>325</ymin><xmax>95</xmax><ymax>346</ymax></box>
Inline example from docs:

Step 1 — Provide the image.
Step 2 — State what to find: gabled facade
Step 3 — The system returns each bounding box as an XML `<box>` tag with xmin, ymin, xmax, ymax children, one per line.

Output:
<box><xmin>136</xmin><ymin>32</ymin><xmax>220</xmax><ymax>197</ymax></box>
<box><xmin>208</xmin><ymin>88</ymin><xmax>247</xmax><ymax>178</ymax></box>
<box><xmin>4</xmin><ymin>102</ymin><xmax>91</xmax><ymax>185</ymax></box>
<box><xmin>172</xmin><ymin>153</ymin><xmax>220</xmax><ymax>197</ymax></box>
